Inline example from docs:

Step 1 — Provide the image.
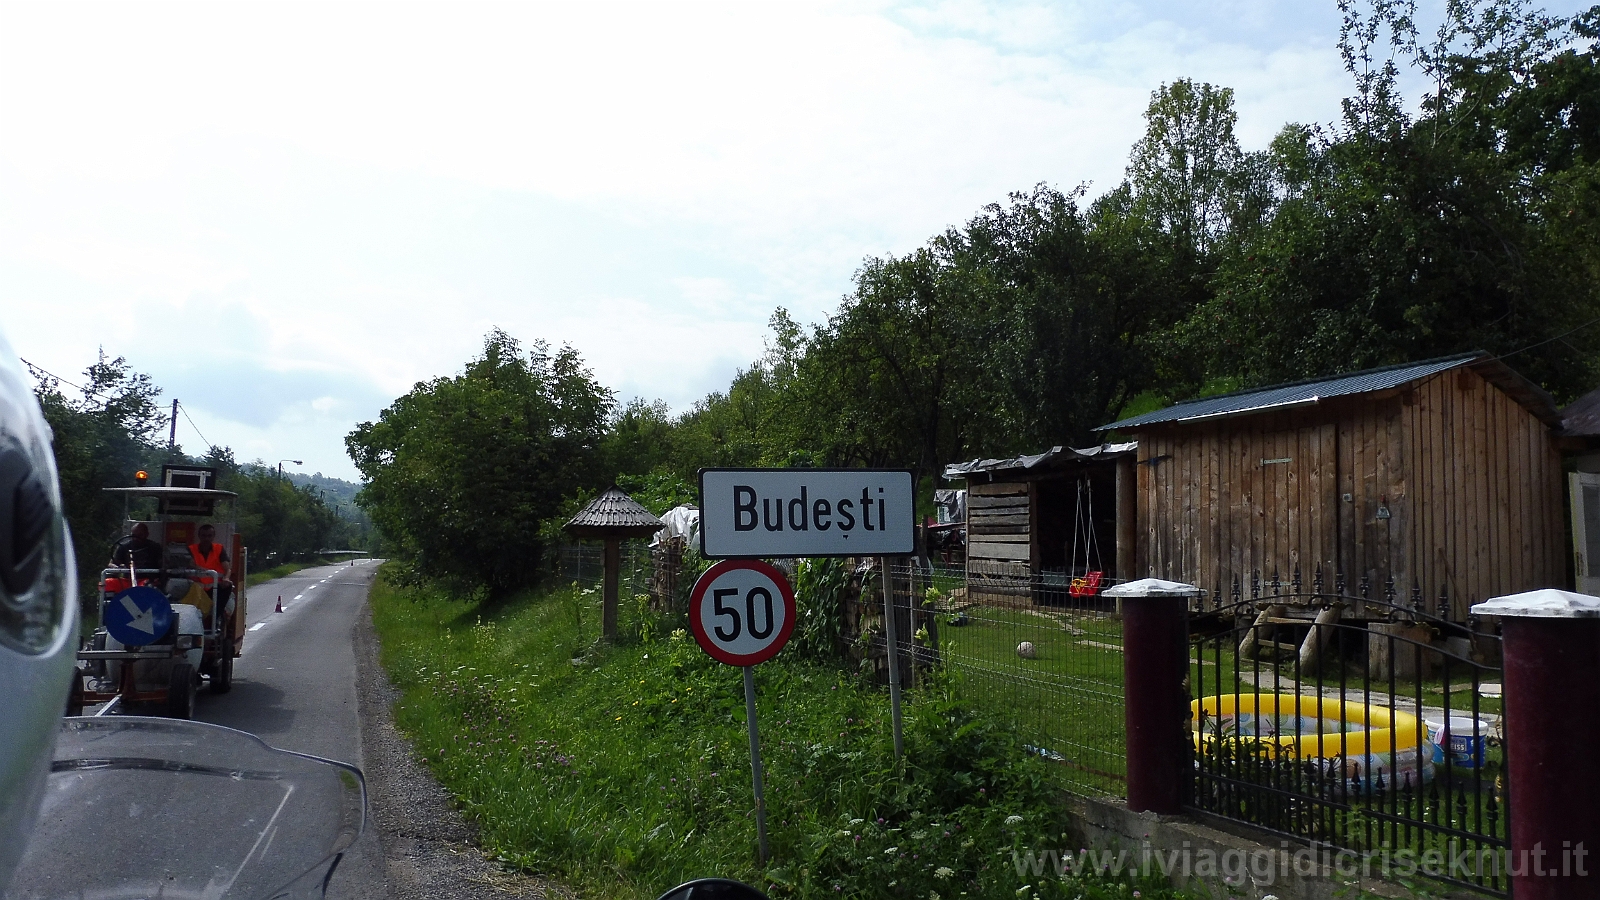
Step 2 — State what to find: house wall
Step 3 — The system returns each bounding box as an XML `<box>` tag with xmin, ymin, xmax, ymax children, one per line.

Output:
<box><xmin>1134</xmin><ymin>367</ymin><xmax>1564</xmax><ymax>618</ymax></box>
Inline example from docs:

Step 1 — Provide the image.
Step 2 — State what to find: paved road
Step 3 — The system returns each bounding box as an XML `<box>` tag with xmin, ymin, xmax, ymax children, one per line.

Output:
<box><xmin>195</xmin><ymin>560</ymin><xmax>388</xmax><ymax>900</ymax></box>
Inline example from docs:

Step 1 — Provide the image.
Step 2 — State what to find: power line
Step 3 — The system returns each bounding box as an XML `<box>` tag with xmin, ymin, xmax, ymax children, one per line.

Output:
<box><xmin>176</xmin><ymin>401</ymin><xmax>214</xmax><ymax>451</ymax></box>
<box><xmin>1495</xmin><ymin>314</ymin><xmax>1600</xmax><ymax>361</ymax></box>
<box><xmin>18</xmin><ymin>357</ymin><xmax>122</xmax><ymax>404</ymax></box>
<box><xmin>22</xmin><ymin>356</ymin><xmax>217</xmax><ymax>452</ymax></box>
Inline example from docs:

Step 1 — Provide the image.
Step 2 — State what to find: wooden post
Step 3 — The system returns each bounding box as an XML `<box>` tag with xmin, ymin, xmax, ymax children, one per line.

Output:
<box><xmin>1107</xmin><ymin>578</ymin><xmax>1198</xmax><ymax>814</ymax></box>
<box><xmin>1297</xmin><ymin>601</ymin><xmax>1344</xmax><ymax>669</ymax></box>
<box><xmin>1473</xmin><ymin>590</ymin><xmax>1600</xmax><ymax>899</ymax></box>
<box><xmin>1238</xmin><ymin>604</ymin><xmax>1285</xmax><ymax>660</ymax></box>
<box><xmin>1367</xmin><ymin>621</ymin><xmax>1433</xmax><ymax>680</ymax></box>
<box><xmin>1116</xmin><ymin>454</ymin><xmax>1137</xmax><ymax>583</ymax></box>
<box><xmin>602</xmin><ymin>538</ymin><xmax>620</xmax><ymax>642</ymax></box>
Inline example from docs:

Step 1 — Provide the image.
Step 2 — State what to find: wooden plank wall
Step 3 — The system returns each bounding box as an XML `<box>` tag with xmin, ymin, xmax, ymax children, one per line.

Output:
<box><xmin>1136</xmin><ymin>368</ymin><xmax>1565</xmax><ymax>618</ymax></box>
<box><xmin>966</xmin><ymin>481</ymin><xmax>1032</xmax><ymax>603</ymax></box>
<box><xmin>1402</xmin><ymin>369</ymin><xmax>1565</xmax><ymax>619</ymax></box>
<box><xmin>1137</xmin><ymin>415</ymin><xmax>1341</xmax><ymax>601</ymax></box>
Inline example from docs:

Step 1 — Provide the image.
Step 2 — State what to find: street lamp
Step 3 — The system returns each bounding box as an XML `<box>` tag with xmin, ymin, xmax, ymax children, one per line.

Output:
<box><xmin>277</xmin><ymin>459</ymin><xmax>303</xmax><ymax>480</ymax></box>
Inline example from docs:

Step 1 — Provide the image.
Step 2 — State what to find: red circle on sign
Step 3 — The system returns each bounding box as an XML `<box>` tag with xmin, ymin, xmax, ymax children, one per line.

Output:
<box><xmin>687</xmin><ymin>559</ymin><xmax>797</xmax><ymax>667</ymax></box>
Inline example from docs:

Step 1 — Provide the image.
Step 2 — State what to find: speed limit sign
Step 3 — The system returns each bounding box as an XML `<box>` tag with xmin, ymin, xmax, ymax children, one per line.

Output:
<box><xmin>688</xmin><ymin>560</ymin><xmax>796</xmax><ymax>667</ymax></box>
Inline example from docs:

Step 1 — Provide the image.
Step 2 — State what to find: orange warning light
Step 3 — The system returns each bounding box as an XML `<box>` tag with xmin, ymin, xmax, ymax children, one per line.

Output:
<box><xmin>134</xmin><ymin>470</ymin><xmax>149</xmax><ymax>485</ymax></box>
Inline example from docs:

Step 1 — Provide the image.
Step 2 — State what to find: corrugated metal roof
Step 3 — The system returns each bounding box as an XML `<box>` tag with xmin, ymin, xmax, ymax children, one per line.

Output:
<box><xmin>1097</xmin><ymin>354</ymin><xmax>1508</xmax><ymax>432</ymax></box>
<box><xmin>942</xmin><ymin>442</ymin><xmax>1137</xmax><ymax>480</ymax></box>
<box><xmin>565</xmin><ymin>487</ymin><xmax>663</xmax><ymax>531</ymax></box>
<box><xmin>1562</xmin><ymin>385</ymin><xmax>1600</xmax><ymax>437</ymax></box>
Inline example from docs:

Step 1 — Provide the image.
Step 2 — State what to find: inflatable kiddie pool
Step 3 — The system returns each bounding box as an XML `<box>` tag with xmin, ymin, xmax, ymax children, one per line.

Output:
<box><xmin>1193</xmin><ymin>693</ymin><xmax>1437</xmax><ymax>790</ymax></box>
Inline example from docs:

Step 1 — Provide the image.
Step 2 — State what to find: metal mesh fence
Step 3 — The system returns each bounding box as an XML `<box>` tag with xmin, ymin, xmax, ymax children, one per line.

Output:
<box><xmin>553</xmin><ymin>542</ymin><xmax>654</xmax><ymax>597</ymax></box>
<box><xmin>887</xmin><ymin>561</ymin><xmax>1131</xmax><ymax>797</ymax></box>
<box><xmin>557</xmin><ymin>545</ymin><xmax>1130</xmax><ymax>797</ymax></box>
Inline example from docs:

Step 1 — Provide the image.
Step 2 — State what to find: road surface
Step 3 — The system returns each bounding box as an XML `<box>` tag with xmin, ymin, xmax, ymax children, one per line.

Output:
<box><xmin>196</xmin><ymin>560</ymin><xmax>388</xmax><ymax>900</ymax></box>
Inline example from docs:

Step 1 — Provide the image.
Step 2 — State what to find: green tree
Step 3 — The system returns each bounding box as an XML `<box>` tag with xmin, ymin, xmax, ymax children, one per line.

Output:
<box><xmin>1179</xmin><ymin>0</ymin><xmax>1600</xmax><ymax>396</ymax></box>
<box><xmin>32</xmin><ymin>353</ymin><xmax>168</xmax><ymax>603</ymax></box>
<box><xmin>1126</xmin><ymin>78</ymin><xmax>1248</xmax><ymax>256</ymax></box>
<box><xmin>346</xmin><ymin>330</ymin><xmax>613</xmax><ymax>595</ymax></box>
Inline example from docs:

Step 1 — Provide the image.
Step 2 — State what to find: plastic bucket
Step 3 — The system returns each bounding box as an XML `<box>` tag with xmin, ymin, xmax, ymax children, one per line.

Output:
<box><xmin>1425</xmin><ymin>716</ymin><xmax>1490</xmax><ymax>768</ymax></box>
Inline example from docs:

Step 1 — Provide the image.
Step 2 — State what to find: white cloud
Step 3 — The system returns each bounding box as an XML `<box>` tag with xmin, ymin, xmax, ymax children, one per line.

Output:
<box><xmin>7</xmin><ymin>0</ymin><xmax>1504</xmax><ymax>479</ymax></box>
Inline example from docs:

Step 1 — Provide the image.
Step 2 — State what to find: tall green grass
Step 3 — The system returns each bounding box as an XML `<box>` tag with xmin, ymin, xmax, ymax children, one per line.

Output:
<box><xmin>370</xmin><ymin>572</ymin><xmax>1191</xmax><ymax>900</ymax></box>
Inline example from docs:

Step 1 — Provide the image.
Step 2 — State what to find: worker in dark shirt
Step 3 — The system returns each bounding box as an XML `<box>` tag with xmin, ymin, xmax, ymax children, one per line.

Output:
<box><xmin>108</xmin><ymin>523</ymin><xmax>162</xmax><ymax>572</ymax></box>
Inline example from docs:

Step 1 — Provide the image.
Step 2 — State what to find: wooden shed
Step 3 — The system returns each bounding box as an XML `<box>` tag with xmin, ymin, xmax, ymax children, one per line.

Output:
<box><xmin>1096</xmin><ymin>353</ymin><xmax>1566</xmax><ymax>621</ymax></box>
<box><xmin>942</xmin><ymin>444</ymin><xmax>1137</xmax><ymax>604</ymax></box>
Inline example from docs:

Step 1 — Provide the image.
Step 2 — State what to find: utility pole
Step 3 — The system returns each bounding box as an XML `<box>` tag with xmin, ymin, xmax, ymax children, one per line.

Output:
<box><xmin>168</xmin><ymin>400</ymin><xmax>179</xmax><ymax>450</ymax></box>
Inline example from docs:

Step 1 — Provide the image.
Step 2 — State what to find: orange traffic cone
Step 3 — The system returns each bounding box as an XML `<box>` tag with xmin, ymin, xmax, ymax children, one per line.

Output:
<box><xmin>275</xmin><ymin>596</ymin><xmax>284</xmax><ymax>613</ymax></box>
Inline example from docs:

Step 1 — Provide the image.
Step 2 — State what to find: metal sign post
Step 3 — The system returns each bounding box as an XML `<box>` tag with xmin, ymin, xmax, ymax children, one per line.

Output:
<box><xmin>742</xmin><ymin>665</ymin><xmax>769</xmax><ymax>863</ymax></box>
<box><xmin>879</xmin><ymin>557</ymin><xmax>904</xmax><ymax>759</ymax></box>
<box><xmin>688</xmin><ymin>560</ymin><xmax>797</xmax><ymax>865</ymax></box>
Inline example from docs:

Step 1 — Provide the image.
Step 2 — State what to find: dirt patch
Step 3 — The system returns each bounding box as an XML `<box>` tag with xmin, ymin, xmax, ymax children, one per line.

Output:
<box><xmin>354</xmin><ymin>601</ymin><xmax>570</xmax><ymax>900</ymax></box>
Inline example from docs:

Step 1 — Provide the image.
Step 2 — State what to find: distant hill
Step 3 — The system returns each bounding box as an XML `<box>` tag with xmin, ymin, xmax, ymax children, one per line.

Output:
<box><xmin>284</xmin><ymin>471</ymin><xmax>363</xmax><ymax>503</ymax></box>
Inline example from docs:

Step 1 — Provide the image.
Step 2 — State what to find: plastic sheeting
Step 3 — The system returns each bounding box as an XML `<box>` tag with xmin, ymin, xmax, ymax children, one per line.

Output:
<box><xmin>652</xmin><ymin>505</ymin><xmax>700</xmax><ymax>549</ymax></box>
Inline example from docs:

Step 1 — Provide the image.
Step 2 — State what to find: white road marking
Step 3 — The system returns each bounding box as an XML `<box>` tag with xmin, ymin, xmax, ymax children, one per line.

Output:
<box><xmin>250</xmin><ymin>623</ymin><xmax>265</xmax><ymax>631</ymax></box>
<box><xmin>293</xmin><ymin>594</ymin><xmax>304</xmax><ymax>600</ymax></box>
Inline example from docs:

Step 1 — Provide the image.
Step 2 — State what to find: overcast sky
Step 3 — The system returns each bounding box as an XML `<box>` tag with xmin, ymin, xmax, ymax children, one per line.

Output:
<box><xmin>4</xmin><ymin>1</ymin><xmax>1583</xmax><ymax>481</ymax></box>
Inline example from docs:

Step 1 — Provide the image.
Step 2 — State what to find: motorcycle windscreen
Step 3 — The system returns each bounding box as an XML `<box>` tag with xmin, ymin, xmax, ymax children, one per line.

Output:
<box><xmin>8</xmin><ymin>717</ymin><xmax>365</xmax><ymax>900</ymax></box>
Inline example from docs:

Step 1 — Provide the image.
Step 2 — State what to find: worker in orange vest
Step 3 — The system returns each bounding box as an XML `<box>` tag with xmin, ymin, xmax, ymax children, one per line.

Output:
<box><xmin>188</xmin><ymin>524</ymin><xmax>235</xmax><ymax>621</ymax></box>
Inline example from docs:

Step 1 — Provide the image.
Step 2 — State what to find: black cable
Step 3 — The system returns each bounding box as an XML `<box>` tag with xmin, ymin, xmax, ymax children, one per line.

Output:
<box><xmin>18</xmin><ymin>357</ymin><xmax>123</xmax><ymax>404</ymax></box>
<box><xmin>176</xmin><ymin>401</ymin><xmax>214</xmax><ymax>451</ymax></box>
<box><xmin>1495</xmin><ymin>314</ymin><xmax>1600</xmax><ymax>360</ymax></box>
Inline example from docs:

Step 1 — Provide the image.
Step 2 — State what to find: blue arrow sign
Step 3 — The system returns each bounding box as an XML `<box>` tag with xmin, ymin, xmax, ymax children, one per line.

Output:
<box><xmin>104</xmin><ymin>586</ymin><xmax>173</xmax><ymax>647</ymax></box>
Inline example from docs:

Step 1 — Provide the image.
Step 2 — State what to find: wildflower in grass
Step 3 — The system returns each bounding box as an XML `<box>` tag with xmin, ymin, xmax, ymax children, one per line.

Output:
<box><xmin>934</xmin><ymin>867</ymin><xmax>954</xmax><ymax>879</ymax></box>
<box><xmin>1004</xmin><ymin>815</ymin><xmax>1023</xmax><ymax>826</ymax></box>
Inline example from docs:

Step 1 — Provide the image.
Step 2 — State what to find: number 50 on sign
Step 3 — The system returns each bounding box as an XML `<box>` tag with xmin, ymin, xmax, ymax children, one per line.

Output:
<box><xmin>688</xmin><ymin>560</ymin><xmax>796</xmax><ymax>666</ymax></box>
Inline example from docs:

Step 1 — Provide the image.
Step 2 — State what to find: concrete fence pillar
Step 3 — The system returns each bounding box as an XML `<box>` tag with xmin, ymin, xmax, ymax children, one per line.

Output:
<box><xmin>1105</xmin><ymin>578</ymin><xmax>1199</xmax><ymax>814</ymax></box>
<box><xmin>1473</xmin><ymin>590</ymin><xmax>1600</xmax><ymax>899</ymax></box>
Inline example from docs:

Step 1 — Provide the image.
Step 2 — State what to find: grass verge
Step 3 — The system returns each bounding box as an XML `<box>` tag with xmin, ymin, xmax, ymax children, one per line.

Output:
<box><xmin>370</xmin><ymin>570</ymin><xmax>1193</xmax><ymax>900</ymax></box>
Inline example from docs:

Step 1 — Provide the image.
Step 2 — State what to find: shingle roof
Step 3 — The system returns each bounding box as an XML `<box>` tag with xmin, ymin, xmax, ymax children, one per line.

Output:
<box><xmin>1096</xmin><ymin>353</ymin><xmax>1561</xmax><ymax>432</ymax></box>
<box><xmin>565</xmin><ymin>487</ymin><xmax>663</xmax><ymax>538</ymax></box>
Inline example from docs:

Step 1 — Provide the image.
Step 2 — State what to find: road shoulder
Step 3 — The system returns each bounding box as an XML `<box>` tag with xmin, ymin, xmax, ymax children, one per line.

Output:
<box><xmin>353</xmin><ymin>596</ymin><xmax>565</xmax><ymax>900</ymax></box>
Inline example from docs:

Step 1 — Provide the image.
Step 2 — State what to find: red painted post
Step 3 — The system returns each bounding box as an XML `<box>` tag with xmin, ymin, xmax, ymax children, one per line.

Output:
<box><xmin>1107</xmin><ymin>578</ymin><xmax>1198</xmax><ymax>814</ymax></box>
<box><xmin>1474</xmin><ymin>590</ymin><xmax>1600</xmax><ymax>899</ymax></box>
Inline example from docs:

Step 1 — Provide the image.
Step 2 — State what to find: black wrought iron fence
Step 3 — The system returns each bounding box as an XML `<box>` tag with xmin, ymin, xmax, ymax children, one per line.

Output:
<box><xmin>1188</xmin><ymin>570</ymin><xmax>1508</xmax><ymax>896</ymax></box>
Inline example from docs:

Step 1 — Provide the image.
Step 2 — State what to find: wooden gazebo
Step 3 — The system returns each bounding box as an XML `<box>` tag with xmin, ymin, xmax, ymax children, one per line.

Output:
<box><xmin>564</xmin><ymin>487</ymin><xmax>663</xmax><ymax>641</ymax></box>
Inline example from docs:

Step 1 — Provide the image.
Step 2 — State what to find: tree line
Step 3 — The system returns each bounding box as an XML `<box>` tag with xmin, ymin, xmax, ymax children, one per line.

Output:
<box><xmin>31</xmin><ymin>353</ymin><xmax>376</xmax><ymax>603</ymax></box>
<box><xmin>351</xmin><ymin>0</ymin><xmax>1600</xmax><ymax>596</ymax></box>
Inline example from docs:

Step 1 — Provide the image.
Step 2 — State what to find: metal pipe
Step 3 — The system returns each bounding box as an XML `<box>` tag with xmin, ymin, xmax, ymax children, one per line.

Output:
<box><xmin>743</xmin><ymin>665</ymin><xmax>769</xmax><ymax>864</ymax></box>
<box><xmin>881</xmin><ymin>557</ymin><xmax>904</xmax><ymax>759</ymax></box>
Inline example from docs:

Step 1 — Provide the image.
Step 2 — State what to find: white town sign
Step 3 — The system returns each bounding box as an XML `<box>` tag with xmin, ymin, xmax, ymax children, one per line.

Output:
<box><xmin>698</xmin><ymin>468</ymin><xmax>915</xmax><ymax>558</ymax></box>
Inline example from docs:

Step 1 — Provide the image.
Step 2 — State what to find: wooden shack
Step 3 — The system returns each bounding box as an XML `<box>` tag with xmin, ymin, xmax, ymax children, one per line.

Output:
<box><xmin>942</xmin><ymin>444</ymin><xmax>1137</xmax><ymax>604</ymax></box>
<box><xmin>1097</xmin><ymin>353</ymin><xmax>1566</xmax><ymax>621</ymax></box>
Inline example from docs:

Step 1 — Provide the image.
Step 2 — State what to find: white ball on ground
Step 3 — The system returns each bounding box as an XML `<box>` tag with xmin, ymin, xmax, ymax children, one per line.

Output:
<box><xmin>1016</xmin><ymin>641</ymin><xmax>1037</xmax><ymax>659</ymax></box>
